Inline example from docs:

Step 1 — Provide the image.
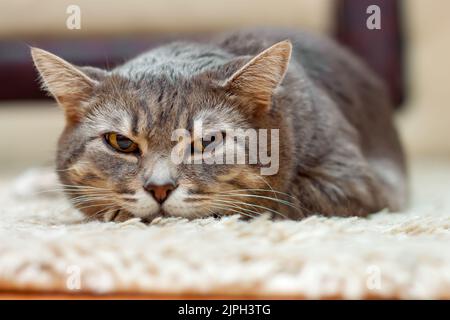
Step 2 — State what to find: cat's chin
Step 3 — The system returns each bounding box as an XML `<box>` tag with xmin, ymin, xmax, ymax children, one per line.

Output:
<box><xmin>138</xmin><ymin>208</ymin><xmax>209</xmax><ymax>221</ymax></box>
<box><xmin>134</xmin><ymin>209</ymin><xmax>170</xmax><ymax>223</ymax></box>
<box><xmin>154</xmin><ymin>209</ymin><xmax>170</xmax><ymax>218</ymax></box>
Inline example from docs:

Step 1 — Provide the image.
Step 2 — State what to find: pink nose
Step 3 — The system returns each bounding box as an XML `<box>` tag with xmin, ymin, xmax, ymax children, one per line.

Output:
<box><xmin>144</xmin><ymin>183</ymin><xmax>176</xmax><ymax>203</ymax></box>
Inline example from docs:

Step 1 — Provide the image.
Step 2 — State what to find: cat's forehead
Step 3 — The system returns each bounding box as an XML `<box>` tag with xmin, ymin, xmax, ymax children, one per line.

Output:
<box><xmin>86</xmin><ymin>76</ymin><xmax>246</xmax><ymax>138</ymax></box>
<box><xmin>114</xmin><ymin>41</ymin><xmax>233</xmax><ymax>79</ymax></box>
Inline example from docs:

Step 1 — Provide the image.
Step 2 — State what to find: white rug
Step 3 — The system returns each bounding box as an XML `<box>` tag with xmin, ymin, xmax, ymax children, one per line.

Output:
<box><xmin>1</xmin><ymin>159</ymin><xmax>450</xmax><ymax>299</ymax></box>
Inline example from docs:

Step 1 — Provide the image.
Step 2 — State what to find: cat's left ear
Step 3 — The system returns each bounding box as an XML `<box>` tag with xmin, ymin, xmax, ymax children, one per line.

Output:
<box><xmin>223</xmin><ymin>40</ymin><xmax>292</xmax><ymax>114</ymax></box>
<box><xmin>31</xmin><ymin>47</ymin><xmax>104</xmax><ymax>123</ymax></box>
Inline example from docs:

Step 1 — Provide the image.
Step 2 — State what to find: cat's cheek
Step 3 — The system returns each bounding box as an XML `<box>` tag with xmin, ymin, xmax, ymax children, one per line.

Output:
<box><xmin>122</xmin><ymin>189</ymin><xmax>160</xmax><ymax>218</ymax></box>
<box><xmin>162</xmin><ymin>187</ymin><xmax>207</xmax><ymax>218</ymax></box>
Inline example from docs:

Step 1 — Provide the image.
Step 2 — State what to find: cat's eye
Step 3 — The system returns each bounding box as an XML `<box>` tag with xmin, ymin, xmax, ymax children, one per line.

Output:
<box><xmin>104</xmin><ymin>133</ymin><xmax>139</xmax><ymax>154</ymax></box>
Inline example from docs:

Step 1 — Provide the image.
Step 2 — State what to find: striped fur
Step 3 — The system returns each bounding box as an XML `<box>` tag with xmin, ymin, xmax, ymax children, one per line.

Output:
<box><xmin>31</xmin><ymin>29</ymin><xmax>406</xmax><ymax>221</ymax></box>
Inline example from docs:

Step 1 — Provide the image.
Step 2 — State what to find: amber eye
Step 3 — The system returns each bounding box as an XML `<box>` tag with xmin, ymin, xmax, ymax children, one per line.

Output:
<box><xmin>104</xmin><ymin>133</ymin><xmax>139</xmax><ymax>154</ymax></box>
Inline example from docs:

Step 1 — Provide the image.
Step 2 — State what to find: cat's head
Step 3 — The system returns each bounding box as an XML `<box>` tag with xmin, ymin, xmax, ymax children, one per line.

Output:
<box><xmin>31</xmin><ymin>40</ymin><xmax>295</xmax><ymax>221</ymax></box>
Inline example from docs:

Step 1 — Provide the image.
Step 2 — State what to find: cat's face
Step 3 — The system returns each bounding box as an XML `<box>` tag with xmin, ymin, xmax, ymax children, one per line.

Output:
<box><xmin>31</xmin><ymin>41</ymin><xmax>294</xmax><ymax>221</ymax></box>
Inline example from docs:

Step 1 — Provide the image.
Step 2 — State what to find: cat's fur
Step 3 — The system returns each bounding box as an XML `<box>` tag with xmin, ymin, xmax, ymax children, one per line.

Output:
<box><xmin>31</xmin><ymin>29</ymin><xmax>407</xmax><ymax>221</ymax></box>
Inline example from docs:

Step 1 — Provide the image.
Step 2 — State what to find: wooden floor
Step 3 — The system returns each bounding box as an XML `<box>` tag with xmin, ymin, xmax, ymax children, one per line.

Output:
<box><xmin>0</xmin><ymin>291</ymin><xmax>300</xmax><ymax>300</ymax></box>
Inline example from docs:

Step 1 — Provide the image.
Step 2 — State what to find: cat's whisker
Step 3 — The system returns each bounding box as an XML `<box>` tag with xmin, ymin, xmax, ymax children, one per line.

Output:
<box><xmin>68</xmin><ymin>193</ymin><xmax>117</xmax><ymax>200</ymax></box>
<box><xmin>205</xmin><ymin>207</ymin><xmax>218</xmax><ymax>218</ymax></box>
<box><xmin>217</xmin><ymin>188</ymin><xmax>299</xmax><ymax>201</ymax></box>
<box><xmin>63</xmin><ymin>189</ymin><xmax>112</xmax><ymax>195</ymax></box>
<box><xmin>210</xmin><ymin>204</ymin><xmax>256</xmax><ymax>219</ymax></box>
<box><xmin>73</xmin><ymin>200</ymin><xmax>113</xmax><ymax>210</ymax></box>
<box><xmin>35</xmin><ymin>187</ymin><xmax>111</xmax><ymax>196</ymax></box>
<box><xmin>54</xmin><ymin>184</ymin><xmax>106</xmax><ymax>189</ymax></box>
<box><xmin>36</xmin><ymin>185</ymin><xmax>115</xmax><ymax>197</ymax></box>
<box><xmin>33</xmin><ymin>188</ymin><xmax>108</xmax><ymax>195</ymax></box>
<box><xmin>211</xmin><ymin>201</ymin><xmax>264</xmax><ymax>218</ymax></box>
<box><xmin>61</xmin><ymin>190</ymin><xmax>114</xmax><ymax>198</ymax></box>
<box><xmin>74</xmin><ymin>199</ymin><xmax>114</xmax><ymax>210</ymax></box>
<box><xmin>222</xmin><ymin>190</ymin><xmax>312</xmax><ymax>217</ymax></box>
<box><xmin>254</xmin><ymin>175</ymin><xmax>280</xmax><ymax>201</ymax></box>
<box><xmin>70</xmin><ymin>196</ymin><xmax>115</xmax><ymax>206</ymax></box>
<box><xmin>68</xmin><ymin>190</ymin><xmax>113</xmax><ymax>197</ymax></box>
<box><xmin>61</xmin><ymin>187</ymin><xmax>109</xmax><ymax>192</ymax></box>
<box><xmin>70</xmin><ymin>193</ymin><xmax>115</xmax><ymax>203</ymax></box>
<box><xmin>212</xmin><ymin>198</ymin><xmax>287</xmax><ymax>219</ymax></box>
<box><xmin>216</xmin><ymin>193</ymin><xmax>301</xmax><ymax>212</ymax></box>
<box><xmin>220</xmin><ymin>192</ymin><xmax>309</xmax><ymax>218</ymax></box>
<box><xmin>83</xmin><ymin>206</ymin><xmax>122</xmax><ymax>222</ymax></box>
<box><xmin>82</xmin><ymin>207</ymin><xmax>111</xmax><ymax>222</ymax></box>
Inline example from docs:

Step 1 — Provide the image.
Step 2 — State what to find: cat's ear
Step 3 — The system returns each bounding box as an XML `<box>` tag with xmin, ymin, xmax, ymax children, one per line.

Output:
<box><xmin>223</xmin><ymin>40</ymin><xmax>292</xmax><ymax>114</ymax></box>
<box><xmin>30</xmin><ymin>47</ymin><xmax>103</xmax><ymax>123</ymax></box>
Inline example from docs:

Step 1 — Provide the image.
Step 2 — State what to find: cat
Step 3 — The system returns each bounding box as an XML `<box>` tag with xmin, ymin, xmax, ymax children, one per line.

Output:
<box><xmin>31</xmin><ymin>29</ymin><xmax>407</xmax><ymax>222</ymax></box>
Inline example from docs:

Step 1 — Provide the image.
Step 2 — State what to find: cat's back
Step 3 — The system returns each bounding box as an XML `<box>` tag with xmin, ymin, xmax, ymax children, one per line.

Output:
<box><xmin>118</xmin><ymin>29</ymin><xmax>405</xmax><ymax>170</ymax></box>
<box><xmin>217</xmin><ymin>29</ymin><xmax>405</xmax><ymax>165</ymax></box>
<box><xmin>216</xmin><ymin>29</ymin><xmax>407</xmax><ymax>208</ymax></box>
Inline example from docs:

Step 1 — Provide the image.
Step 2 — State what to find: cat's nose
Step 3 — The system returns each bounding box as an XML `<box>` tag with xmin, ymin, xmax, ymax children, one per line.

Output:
<box><xmin>143</xmin><ymin>182</ymin><xmax>176</xmax><ymax>203</ymax></box>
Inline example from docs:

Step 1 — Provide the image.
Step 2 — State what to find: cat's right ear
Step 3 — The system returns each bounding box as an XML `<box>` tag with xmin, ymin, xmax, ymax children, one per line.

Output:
<box><xmin>222</xmin><ymin>40</ymin><xmax>292</xmax><ymax>115</ymax></box>
<box><xmin>30</xmin><ymin>47</ymin><xmax>104</xmax><ymax>123</ymax></box>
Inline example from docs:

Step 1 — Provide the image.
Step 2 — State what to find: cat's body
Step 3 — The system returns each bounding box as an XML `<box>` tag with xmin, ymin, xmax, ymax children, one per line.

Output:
<box><xmin>32</xmin><ymin>29</ymin><xmax>406</xmax><ymax>221</ymax></box>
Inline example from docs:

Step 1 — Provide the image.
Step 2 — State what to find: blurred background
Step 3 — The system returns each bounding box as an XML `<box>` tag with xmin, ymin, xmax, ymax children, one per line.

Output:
<box><xmin>0</xmin><ymin>0</ymin><xmax>449</xmax><ymax>178</ymax></box>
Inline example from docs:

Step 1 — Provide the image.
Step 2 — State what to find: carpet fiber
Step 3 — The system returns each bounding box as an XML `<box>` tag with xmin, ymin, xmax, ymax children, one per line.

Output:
<box><xmin>1</xmin><ymin>159</ymin><xmax>449</xmax><ymax>299</ymax></box>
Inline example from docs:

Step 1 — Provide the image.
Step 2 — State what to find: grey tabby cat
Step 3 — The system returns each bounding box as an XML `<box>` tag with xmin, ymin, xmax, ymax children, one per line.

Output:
<box><xmin>31</xmin><ymin>29</ymin><xmax>406</xmax><ymax>222</ymax></box>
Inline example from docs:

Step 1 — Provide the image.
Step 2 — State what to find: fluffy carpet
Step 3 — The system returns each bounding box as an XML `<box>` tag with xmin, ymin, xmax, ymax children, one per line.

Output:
<box><xmin>0</xmin><ymin>159</ymin><xmax>449</xmax><ymax>299</ymax></box>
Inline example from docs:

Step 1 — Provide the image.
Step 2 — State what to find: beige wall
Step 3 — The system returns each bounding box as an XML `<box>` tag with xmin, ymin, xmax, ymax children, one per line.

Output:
<box><xmin>0</xmin><ymin>102</ymin><xmax>63</xmax><ymax>177</ymax></box>
<box><xmin>399</xmin><ymin>0</ymin><xmax>450</xmax><ymax>157</ymax></box>
<box><xmin>0</xmin><ymin>0</ymin><xmax>331</xmax><ymax>38</ymax></box>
